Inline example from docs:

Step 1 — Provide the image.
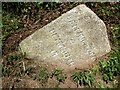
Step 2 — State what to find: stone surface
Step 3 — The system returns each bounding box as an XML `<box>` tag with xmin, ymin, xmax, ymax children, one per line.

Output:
<box><xmin>19</xmin><ymin>4</ymin><xmax>111</xmax><ymax>71</ymax></box>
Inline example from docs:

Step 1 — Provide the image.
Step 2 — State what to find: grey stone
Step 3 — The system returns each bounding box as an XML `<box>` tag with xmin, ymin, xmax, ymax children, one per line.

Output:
<box><xmin>19</xmin><ymin>4</ymin><xmax>111</xmax><ymax>71</ymax></box>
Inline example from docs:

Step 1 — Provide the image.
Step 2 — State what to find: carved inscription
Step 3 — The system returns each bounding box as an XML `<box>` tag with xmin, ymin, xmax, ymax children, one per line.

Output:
<box><xmin>49</xmin><ymin>28</ymin><xmax>74</xmax><ymax>66</ymax></box>
<box><xmin>48</xmin><ymin>15</ymin><xmax>96</xmax><ymax>66</ymax></box>
<box><xmin>67</xmin><ymin>15</ymin><xmax>96</xmax><ymax>58</ymax></box>
<box><xmin>51</xmin><ymin>50</ymin><xmax>58</xmax><ymax>57</ymax></box>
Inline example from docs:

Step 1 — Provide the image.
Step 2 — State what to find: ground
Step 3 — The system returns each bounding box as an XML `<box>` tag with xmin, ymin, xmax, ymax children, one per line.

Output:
<box><xmin>2</xmin><ymin>2</ymin><xmax>120</xmax><ymax>88</ymax></box>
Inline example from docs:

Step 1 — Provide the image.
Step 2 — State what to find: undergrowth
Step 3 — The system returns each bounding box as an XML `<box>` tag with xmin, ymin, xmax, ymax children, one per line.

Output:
<box><xmin>2</xmin><ymin>52</ymin><xmax>25</xmax><ymax>77</ymax></box>
<box><xmin>37</xmin><ymin>67</ymin><xmax>49</xmax><ymax>83</ymax></box>
<box><xmin>72</xmin><ymin>71</ymin><xmax>96</xmax><ymax>87</ymax></box>
<box><xmin>52</xmin><ymin>69</ymin><xmax>67</xmax><ymax>82</ymax></box>
<box><xmin>99</xmin><ymin>49</ymin><xmax>120</xmax><ymax>83</ymax></box>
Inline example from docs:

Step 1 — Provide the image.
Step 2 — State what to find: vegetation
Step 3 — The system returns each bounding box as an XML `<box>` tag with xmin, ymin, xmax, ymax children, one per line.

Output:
<box><xmin>52</xmin><ymin>69</ymin><xmax>67</xmax><ymax>82</ymax></box>
<box><xmin>72</xmin><ymin>71</ymin><xmax>96</xmax><ymax>87</ymax></box>
<box><xmin>2</xmin><ymin>52</ymin><xmax>25</xmax><ymax>77</ymax></box>
<box><xmin>113</xmin><ymin>25</ymin><xmax>120</xmax><ymax>47</ymax></box>
<box><xmin>37</xmin><ymin>67</ymin><xmax>49</xmax><ymax>83</ymax></box>
<box><xmin>2</xmin><ymin>11</ymin><xmax>25</xmax><ymax>43</ymax></box>
<box><xmin>72</xmin><ymin>47</ymin><xmax>120</xmax><ymax>88</ymax></box>
<box><xmin>99</xmin><ymin>49</ymin><xmax>120</xmax><ymax>83</ymax></box>
<box><xmin>2</xmin><ymin>2</ymin><xmax>120</xmax><ymax>88</ymax></box>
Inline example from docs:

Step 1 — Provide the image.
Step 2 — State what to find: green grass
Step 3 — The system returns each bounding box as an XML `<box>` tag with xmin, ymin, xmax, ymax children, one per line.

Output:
<box><xmin>72</xmin><ymin>70</ymin><xmax>96</xmax><ymax>87</ymax></box>
<box><xmin>2</xmin><ymin>52</ymin><xmax>26</xmax><ymax>77</ymax></box>
<box><xmin>99</xmin><ymin>49</ymin><xmax>120</xmax><ymax>83</ymax></box>
<box><xmin>52</xmin><ymin>69</ymin><xmax>67</xmax><ymax>82</ymax></box>
<box><xmin>37</xmin><ymin>67</ymin><xmax>49</xmax><ymax>83</ymax></box>
<box><xmin>113</xmin><ymin>25</ymin><xmax>120</xmax><ymax>47</ymax></box>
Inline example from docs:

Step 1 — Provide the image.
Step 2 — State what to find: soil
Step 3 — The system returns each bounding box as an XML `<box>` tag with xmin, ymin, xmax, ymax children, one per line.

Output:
<box><xmin>2</xmin><ymin>2</ymin><xmax>120</xmax><ymax>88</ymax></box>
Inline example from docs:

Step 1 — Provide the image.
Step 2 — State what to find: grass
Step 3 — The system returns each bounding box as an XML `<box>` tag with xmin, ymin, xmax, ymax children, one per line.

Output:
<box><xmin>52</xmin><ymin>69</ymin><xmax>67</xmax><ymax>82</ymax></box>
<box><xmin>2</xmin><ymin>52</ymin><xmax>26</xmax><ymax>77</ymax></box>
<box><xmin>99</xmin><ymin>49</ymin><xmax>120</xmax><ymax>83</ymax></box>
<box><xmin>37</xmin><ymin>67</ymin><xmax>49</xmax><ymax>83</ymax></box>
<box><xmin>72</xmin><ymin>70</ymin><xmax>96</xmax><ymax>87</ymax></box>
<box><xmin>113</xmin><ymin>25</ymin><xmax>120</xmax><ymax>47</ymax></box>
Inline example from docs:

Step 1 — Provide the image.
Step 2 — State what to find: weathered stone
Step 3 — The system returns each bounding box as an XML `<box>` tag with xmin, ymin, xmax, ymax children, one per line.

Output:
<box><xmin>19</xmin><ymin>4</ymin><xmax>111</xmax><ymax>71</ymax></box>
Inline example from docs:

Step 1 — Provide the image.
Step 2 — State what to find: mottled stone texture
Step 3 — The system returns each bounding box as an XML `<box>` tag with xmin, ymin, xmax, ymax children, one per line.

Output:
<box><xmin>19</xmin><ymin>4</ymin><xmax>111</xmax><ymax>71</ymax></box>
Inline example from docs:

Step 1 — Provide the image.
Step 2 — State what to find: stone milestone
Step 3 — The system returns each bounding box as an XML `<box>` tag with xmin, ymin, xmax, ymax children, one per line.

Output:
<box><xmin>19</xmin><ymin>4</ymin><xmax>111</xmax><ymax>71</ymax></box>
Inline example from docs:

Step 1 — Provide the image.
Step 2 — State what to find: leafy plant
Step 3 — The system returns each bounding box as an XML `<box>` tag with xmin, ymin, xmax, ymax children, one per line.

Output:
<box><xmin>113</xmin><ymin>25</ymin><xmax>120</xmax><ymax>47</ymax></box>
<box><xmin>91</xmin><ymin>65</ymin><xmax>99</xmax><ymax>75</ymax></box>
<box><xmin>3</xmin><ymin>2</ymin><xmax>35</xmax><ymax>15</ymax></box>
<box><xmin>99</xmin><ymin>49</ymin><xmax>120</xmax><ymax>83</ymax></box>
<box><xmin>72</xmin><ymin>71</ymin><xmax>96</xmax><ymax>87</ymax></box>
<box><xmin>52</xmin><ymin>69</ymin><xmax>67</xmax><ymax>82</ymax></box>
<box><xmin>36</xmin><ymin>2</ymin><xmax>61</xmax><ymax>10</ymax></box>
<box><xmin>37</xmin><ymin>67</ymin><xmax>49</xmax><ymax>83</ymax></box>
<box><xmin>99</xmin><ymin>3</ymin><xmax>120</xmax><ymax>18</ymax></box>
<box><xmin>98</xmin><ymin>83</ymin><xmax>106</xmax><ymax>88</ymax></box>
<box><xmin>2</xmin><ymin>2</ymin><xmax>61</xmax><ymax>15</ymax></box>
<box><xmin>2</xmin><ymin>11</ymin><xmax>25</xmax><ymax>44</ymax></box>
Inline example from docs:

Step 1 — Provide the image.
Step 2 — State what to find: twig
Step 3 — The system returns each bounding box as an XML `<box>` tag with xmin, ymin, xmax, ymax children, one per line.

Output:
<box><xmin>22</xmin><ymin>61</ymin><xmax>25</xmax><ymax>72</ymax></box>
<box><xmin>34</xmin><ymin>19</ymin><xmax>41</xmax><ymax>25</ymax></box>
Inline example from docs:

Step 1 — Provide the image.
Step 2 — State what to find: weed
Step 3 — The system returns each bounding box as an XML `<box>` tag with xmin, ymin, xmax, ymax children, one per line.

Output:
<box><xmin>91</xmin><ymin>65</ymin><xmax>99</xmax><ymax>75</ymax></box>
<box><xmin>2</xmin><ymin>52</ymin><xmax>25</xmax><ymax>77</ymax></box>
<box><xmin>72</xmin><ymin>71</ymin><xmax>96</xmax><ymax>87</ymax></box>
<box><xmin>99</xmin><ymin>23</ymin><xmax>120</xmax><ymax>84</ymax></box>
<box><xmin>37</xmin><ymin>67</ymin><xmax>49</xmax><ymax>83</ymax></box>
<box><xmin>113</xmin><ymin>25</ymin><xmax>120</xmax><ymax>47</ymax></box>
<box><xmin>99</xmin><ymin>49</ymin><xmax>120</xmax><ymax>83</ymax></box>
<box><xmin>2</xmin><ymin>2</ymin><xmax>61</xmax><ymax>15</ymax></box>
<box><xmin>52</xmin><ymin>69</ymin><xmax>67</xmax><ymax>82</ymax></box>
<box><xmin>98</xmin><ymin>83</ymin><xmax>106</xmax><ymax>88</ymax></box>
<box><xmin>2</xmin><ymin>11</ymin><xmax>25</xmax><ymax>45</ymax></box>
<box><xmin>98</xmin><ymin>3</ymin><xmax>120</xmax><ymax>19</ymax></box>
<box><xmin>36</xmin><ymin>2</ymin><xmax>61</xmax><ymax>10</ymax></box>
